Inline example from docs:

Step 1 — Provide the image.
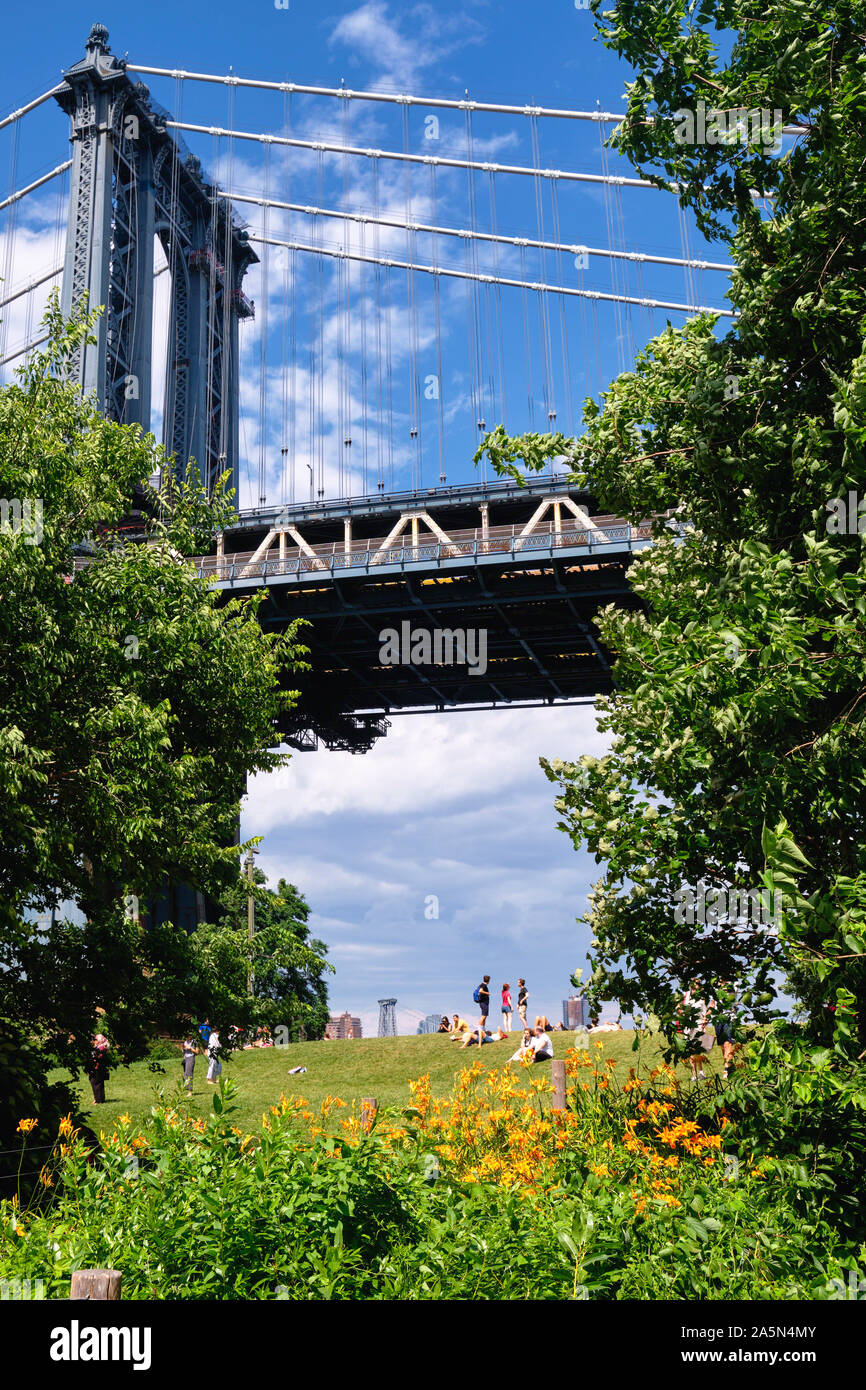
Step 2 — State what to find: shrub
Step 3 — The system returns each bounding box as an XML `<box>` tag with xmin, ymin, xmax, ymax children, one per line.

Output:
<box><xmin>0</xmin><ymin>1051</ymin><xmax>859</xmax><ymax>1300</ymax></box>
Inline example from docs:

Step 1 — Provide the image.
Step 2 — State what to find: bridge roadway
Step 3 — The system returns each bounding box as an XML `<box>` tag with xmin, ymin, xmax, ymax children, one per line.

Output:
<box><xmin>195</xmin><ymin>477</ymin><xmax>653</xmax><ymax>752</ymax></box>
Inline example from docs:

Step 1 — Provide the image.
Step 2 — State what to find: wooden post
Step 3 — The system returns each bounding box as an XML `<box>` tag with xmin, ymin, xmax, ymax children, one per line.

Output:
<box><xmin>361</xmin><ymin>1097</ymin><xmax>378</xmax><ymax>1131</ymax></box>
<box><xmin>551</xmin><ymin>1058</ymin><xmax>567</xmax><ymax>1112</ymax></box>
<box><xmin>70</xmin><ymin>1269</ymin><xmax>122</xmax><ymax>1301</ymax></box>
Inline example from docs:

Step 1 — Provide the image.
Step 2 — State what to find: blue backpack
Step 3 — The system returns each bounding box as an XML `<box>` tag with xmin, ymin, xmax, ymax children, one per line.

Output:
<box><xmin>473</xmin><ymin>985</ymin><xmax>482</xmax><ymax>1004</ymax></box>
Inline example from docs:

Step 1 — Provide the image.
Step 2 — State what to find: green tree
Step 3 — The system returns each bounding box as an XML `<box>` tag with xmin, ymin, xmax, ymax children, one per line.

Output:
<box><xmin>189</xmin><ymin>870</ymin><xmax>331</xmax><ymax>1042</ymax></box>
<box><xmin>476</xmin><ymin>0</ymin><xmax>866</xmax><ymax>1059</ymax></box>
<box><xmin>0</xmin><ymin>300</ymin><xmax>307</xmax><ymax>1080</ymax></box>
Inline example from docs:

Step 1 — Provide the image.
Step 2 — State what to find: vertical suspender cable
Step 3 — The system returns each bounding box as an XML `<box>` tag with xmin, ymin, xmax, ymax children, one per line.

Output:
<box><xmin>359</xmin><ymin>219</ymin><xmax>369</xmax><ymax>495</ymax></box>
<box><xmin>488</xmin><ymin>169</ymin><xmax>507</xmax><ymax>430</ymax></box>
<box><xmin>341</xmin><ymin>85</ymin><xmax>351</xmax><ymax>497</ymax></box>
<box><xmin>430</xmin><ymin>163</ymin><xmax>446</xmax><ymax>482</ymax></box>
<box><xmin>307</xmin><ymin>217</ymin><xmax>315</xmax><ymax>504</ymax></box>
<box><xmin>0</xmin><ymin>118</ymin><xmax>20</xmax><ymax>364</ymax></box>
<box><xmin>465</xmin><ymin>104</ymin><xmax>485</xmax><ymax>474</ymax></box>
<box><xmin>530</xmin><ymin>112</ymin><xmax>555</xmax><ymax>454</ymax></box>
<box><xmin>220</xmin><ymin>75</ymin><xmax>235</xmax><ymax>496</ymax></box>
<box><xmin>372</xmin><ymin>159</ymin><xmax>384</xmax><ymax>491</ymax></box>
<box><xmin>384</xmin><ymin>262</ymin><xmax>394</xmax><ymax>490</ymax></box>
<box><xmin>598</xmin><ymin>115</ymin><xmax>626</xmax><ymax>377</ymax></box>
<box><xmin>402</xmin><ymin>106</ymin><xmax>421</xmax><ymax>489</ymax></box>
<box><xmin>520</xmin><ymin>242</ymin><xmax>534</xmax><ymax>430</ymax></box>
<box><xmin>550</xmin><ymin>176</ymin><xmax>575</xmax><ymax>437</ymax></box>
<box><xmin>590</xmin><ymin>297</ymin><xmax>602</xmax><ymax>406</ymax></box>
<box><xmin>280</xmin><ymin>89</ymin><xmax>291</xmax><ymax>505</ymax></box>
<box><xmin>613</xmin><ymin>175</ymin><xmax>635</xmax><ymax>366</ymax></box>
<box><xmin>257</xmin><ymin>142</ymin><xmax>270</xmax><ymax>505</ymax></box>
<box><xmin>677</xmin><ymin>200</ymin><xmax>697</xmax><ymax>307</ymax></box>
<box><xmin>289</xmin><ymin>244</ymin><xmax>297</xmax><ymax>504</ymax></box>
<box><xmin>316</xmin><ymin>148</ymin><xmax>325</xmax><ymax>498</ymax></box>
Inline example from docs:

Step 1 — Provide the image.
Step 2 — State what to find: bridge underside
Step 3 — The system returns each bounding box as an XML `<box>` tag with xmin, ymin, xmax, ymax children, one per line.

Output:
<box><xmin>200</xmin><ymin>480</ymin><xmax>650</xmax><ymax>752</ymax></box>
<box><xmin>257</xmin><ymin>549</ymin><xmax>640</xmax><ymax>751</ymax></box>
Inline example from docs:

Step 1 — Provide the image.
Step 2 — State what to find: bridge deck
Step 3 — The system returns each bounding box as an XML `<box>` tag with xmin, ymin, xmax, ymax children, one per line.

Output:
<box><xmin>190</xmin><ymin>510</ymin><xmax>651</xmax><ymax>751</ymax></box>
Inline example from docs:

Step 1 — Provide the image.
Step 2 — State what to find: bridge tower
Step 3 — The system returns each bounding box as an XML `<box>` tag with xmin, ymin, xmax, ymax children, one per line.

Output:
<box><xmin>377</xmin><ymin>998</ymin><xmax>398</xmax><ymax>1037</ymax></box>
<box><xmin>55</xmin><ymin>23</ymin><xmax>257</xmax><ymax>497</ymax></box>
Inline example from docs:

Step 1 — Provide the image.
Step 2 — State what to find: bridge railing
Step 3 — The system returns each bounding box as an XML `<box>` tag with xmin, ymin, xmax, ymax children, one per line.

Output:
<box><xmin>193</xmin><ymin>518</ymin><xmax>654</xmax><ymax>582</ymax></box>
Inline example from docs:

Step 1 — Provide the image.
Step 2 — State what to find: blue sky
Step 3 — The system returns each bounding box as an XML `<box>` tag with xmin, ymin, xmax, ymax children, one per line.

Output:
<box><xmin>1</xmin><ymin>2</ymin><xmax>735</xmax><ymax>1033</ymax></box>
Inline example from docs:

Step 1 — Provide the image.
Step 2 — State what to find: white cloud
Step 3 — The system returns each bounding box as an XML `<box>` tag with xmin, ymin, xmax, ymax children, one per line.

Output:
<box><xmin>244</xmin><ymin>702</ymin><xmax>612</xmax><ymax>1026</ymax></box>
<box><xmin>330</xmin><ymin>3</ymin><xmax>484</xmax><ymax>91</ymax></box>
<box><xmin>247</xmin><ymin>704</ymin><xmax>608</xmax><ymax>827</ymax></box>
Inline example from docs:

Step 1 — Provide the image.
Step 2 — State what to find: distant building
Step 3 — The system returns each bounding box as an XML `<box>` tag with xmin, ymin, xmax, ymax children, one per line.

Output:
<box><xmin>326</xmin><ymin>1011</ymin><xmax>363</xmax><ymax>1040</ymax></box>
<box><xmin>562</xmin><ymin>995</ymin><xmax>586</xmax><ymax>1029</ymax></box>
<box><xmin>417</xmin><ymin>1013</ymin><xmax>444</xmax><ymax>1035</ymax></box>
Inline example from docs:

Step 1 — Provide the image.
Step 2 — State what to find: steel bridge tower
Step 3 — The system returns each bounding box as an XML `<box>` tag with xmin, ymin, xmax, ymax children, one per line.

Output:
<box><xmin>377</xmin><ymin>998</ymin><xmax>398</xmax><ymax>1037</ymax></box>
<box><xmin>55</xmin><ymin>24</ymin><xmax>257</xmax><ymax>497</ymax></box>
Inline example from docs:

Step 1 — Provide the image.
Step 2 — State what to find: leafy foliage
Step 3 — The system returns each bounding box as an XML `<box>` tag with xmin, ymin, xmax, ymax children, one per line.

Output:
<box><xmin>0</xmin><ymin>301</ymin><xmax>307</xmax><ymax>1088</ymax></box>
<box><xmin>475</xmin><ymin>0</ymin><xmax>866</xmax><ymax>1057</ymax></box>
<box><xmin>189</xmin><ymin>870</ymin><xmax>332</xmax><ymax>1042</ymax></box>
<box><xmin>2</xmin><ymin>1052</ymin><xmax>858</xmax><ymax>1300</ymax></box>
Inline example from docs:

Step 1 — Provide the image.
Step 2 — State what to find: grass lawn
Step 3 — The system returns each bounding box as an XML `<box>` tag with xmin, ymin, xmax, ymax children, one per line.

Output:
<box><xmin>59</xmin><ymin>1029</ymin><xmax>728</xmax><ymax>1135</ymax></box>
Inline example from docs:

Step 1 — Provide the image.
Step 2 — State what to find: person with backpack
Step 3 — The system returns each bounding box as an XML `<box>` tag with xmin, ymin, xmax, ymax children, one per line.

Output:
<box><xmin>473</xmin><ymin>975</ymin><xmax>491</xmax><ymax>1044</ymax></box>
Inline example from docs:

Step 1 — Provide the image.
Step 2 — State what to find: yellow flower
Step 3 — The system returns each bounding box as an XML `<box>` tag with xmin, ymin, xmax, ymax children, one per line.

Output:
<box><xmin>16</xmin><ymin>1118</ymin><xmax>37</xmax><ymax>1134</ymax></box>
<box><xmin>58</xmin><ymin>1115</ymin><xmax>74</xmax><ymax>1137</ymax></box>
<box><xmin>116</xmin><ymin>1113</ymin><xmax>131</xmax><ymax>1126</ymax></box>
<box><xmin>38</xmin><ymin>1167</ymin><xmax>54</xmax><ymax>1188</ymax></box>
<box><xmin>591</xmin><ymin>1163</ymin><xmax>609</xmax><ymax>1177</ymax></box>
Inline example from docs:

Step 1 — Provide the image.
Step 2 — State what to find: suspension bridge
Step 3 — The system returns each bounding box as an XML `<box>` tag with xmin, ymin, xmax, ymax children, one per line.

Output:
<box><xmin>2</xmin><ymin>23</ymin><xmax>755</xmax><ymax>752</ymax></box>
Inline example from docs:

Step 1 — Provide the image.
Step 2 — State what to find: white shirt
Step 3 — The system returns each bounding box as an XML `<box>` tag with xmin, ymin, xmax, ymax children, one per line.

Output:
<box><xmin>532</xmin><ymin>1031</ymin><xmax>553</xmax><ymax>1059</ymax></box>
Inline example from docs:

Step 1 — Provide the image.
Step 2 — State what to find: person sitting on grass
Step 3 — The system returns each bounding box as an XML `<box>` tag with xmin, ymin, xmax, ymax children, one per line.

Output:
<box><xmin>450</xmin><ymin>1014</ymin><xmax>471</xmax><ymax>1040</ymax></box>
<box><xmin>508</xmin><ymin>1028</ymin><xmax>534</xmax><ymax>1062</ymax></box>
<box><xmin>530</xmin><ymin>1025</ymin><xmax>554</xmax><ymax>1062</ymax></box>
<box><xmin>438</xmin><ymin>1016</ymin><xmax>451</xmax><ymax>1033</ymax></box>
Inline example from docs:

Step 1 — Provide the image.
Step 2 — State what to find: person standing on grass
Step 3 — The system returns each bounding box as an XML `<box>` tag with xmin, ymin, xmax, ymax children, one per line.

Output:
<box><xmin>182</xmin><ymin>1036</ymin><xmax>198</xmax><ymax>1094</ymax></box>
<box><xmin>713</xmin><ymin>981</ymin><xmax>741</xmax><ymax>1079</ymax></box>
<box><xmin>474</xmin><ymin>974</ymin><xmax>491</xmax><ymax>1043</ymax></box>
<box><xmin>517</xmin><ymin>979</ymin><xmax>528</xmax><ymax>1028</ymax></box>
<box><xmin>679</xmin><ymin>983</ymin><xmax>711</xmax><ymax>1081</ymax></box>
<box><xmin>88</xmin><ymin>1033</ymin><xmax>110</xmax><ymax>1104</ymax></box>
<box><xmin>206</xmin><ymin>1027</ymin><xmax>222</xmax><ymax>1083</ymax></box>
<box><xmin>501</xmin><ymin>982</ymin><xmax>513</xmax><ymax>1033</ymax></box>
